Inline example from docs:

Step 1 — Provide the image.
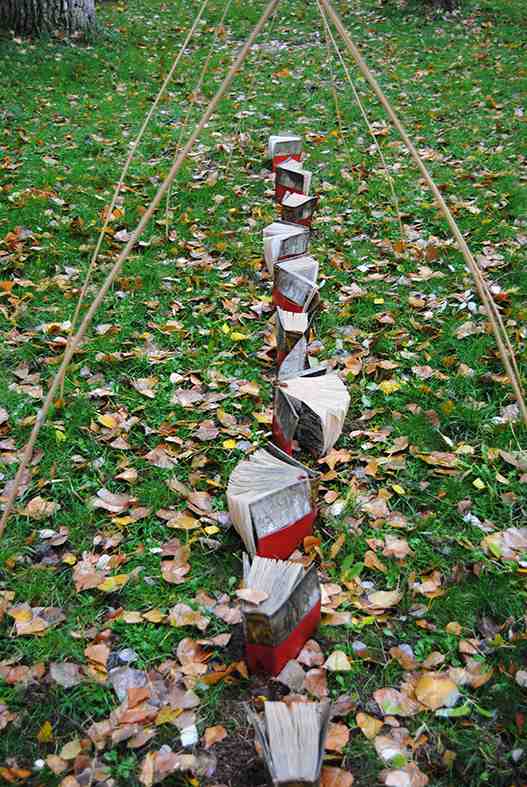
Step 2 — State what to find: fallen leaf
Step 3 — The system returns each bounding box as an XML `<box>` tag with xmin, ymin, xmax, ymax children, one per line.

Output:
<box><xmin>325</xmin><ymin>651</ymin><xmax>352</xmax><ymax>672</ymax></box>
<box><xmin>325</xmin><ymin>722</ymin><xmax>350</xmax><ymax>753</ymax></box>
<box><xmin>321</xmin><ymin>766</ymin><xmax>354</xmax><ymax>786</ymax></box>
<box><xmin>356</xmin><ymin>711</ymin><xmax>383</xmax><ymax>739</ymax></box>
<box><xmin>203</xmin><ymin>725</ymin><xmax>227</xmax><ymax>749</ymax></box>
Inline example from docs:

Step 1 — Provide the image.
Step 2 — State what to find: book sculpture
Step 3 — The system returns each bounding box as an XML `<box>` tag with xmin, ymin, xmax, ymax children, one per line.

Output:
<box><xmin>227</xmin><ymin>445</ymin><xmax>319</xmax><ymax>559</ymax></box>
<box><xmin>263</xmin><ymin>221</ymin><xmax>310</xmax><ymax>273</ymax></box>
<box><xmin>273</xmin><ymin>368</ymin><xmax>350</xmax><ymax>457</ymax></box>
<box><xmin>268</xmin><ymin>133</ymin><xmax>302</xmax><ymax>172</ymax></box>
<box><xmin>273</xmin><ymin>253</ymin><xmax>319</xmax><ymax>314</ymax></box>
<box><xmin>281</xmin><ymin>192</ymin><xmax>318</xmax><ymax>227</ymax></box>
<box><xmin>276</xmin><ymin>308</ymin><xmax>310</xmax><ymax>378</ymax></box>
<box><xmin>275</xmin><ymin>159</ymin><xmax>313</xmax><ymax>203</ymax></box>
<box><xmin>248</xmin><ymin>701</ymin><xmax>331</xmax><ymax>786</ymax></box>
<box><xmin>242</xmin><ymin>555</ymin><xmax>321</xmax><ymax>675</ymax></box>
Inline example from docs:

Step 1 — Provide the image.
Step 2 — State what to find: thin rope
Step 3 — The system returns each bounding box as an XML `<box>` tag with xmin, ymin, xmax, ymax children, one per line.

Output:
<box><xmin>318</xmin><ymin>0</ymin><xmax>405</xmax><ymax>240</ymax></box>
<box><xmin>318</xmin><ymin>0</ymin><xmax>527</xmax><ymax>427</ymax></box>
<box><xmin>67</xmin><ymin>0</ymin><xmax>209</xmax><ymax>343</ymax></box>
<box><xmin>0</xmin><ymin>0</ymin><xmax>283</xmax><ymax>538</ymax></box>
<box><xmin>165</xmin><ymin>0</ymin><xmax>234</xmax><ymax>238</ymax></box>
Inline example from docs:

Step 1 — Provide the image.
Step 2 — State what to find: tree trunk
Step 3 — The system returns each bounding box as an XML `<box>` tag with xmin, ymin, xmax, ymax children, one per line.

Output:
<box><xmin>0</xmin><ymin>0</ymin><xmax>96</xmax><ymax>36</ymax></box>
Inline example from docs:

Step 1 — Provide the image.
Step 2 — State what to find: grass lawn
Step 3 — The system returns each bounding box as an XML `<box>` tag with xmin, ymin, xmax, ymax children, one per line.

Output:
<box><xmin>0</xmin><ymin>0</ymin><xmax>527</xmax><ymax>784</ymax></box>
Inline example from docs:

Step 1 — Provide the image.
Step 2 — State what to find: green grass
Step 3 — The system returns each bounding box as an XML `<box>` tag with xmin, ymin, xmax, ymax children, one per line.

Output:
<box><xmin>0</xmin><ymin>0</ymin><xmax>527</xmax><ymax>784</ymax></box>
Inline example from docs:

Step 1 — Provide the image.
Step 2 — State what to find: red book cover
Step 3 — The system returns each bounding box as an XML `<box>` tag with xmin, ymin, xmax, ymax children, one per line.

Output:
<box><xmin>272</xmin><ymin>413</ymin><xmax>294</xmax><ymax>455</ymax></box>
<box><xmin>272</xmin><ymin>286</ymin><xmax>304</xmax><ymax>313</ymax></box>
<box><xmin>245</xmin><ymin>600</ymin><xmax>321</xmax><ymax>676</ymax></box>
<box><xmin>272</xmin><ymin>152</ymin><xmax>302</xmax><ymax>172</ymax></box>
<box><xmin>257</xmin><ymin>508</ymin><xmax>317</xmax><ymax>560</ymax></box>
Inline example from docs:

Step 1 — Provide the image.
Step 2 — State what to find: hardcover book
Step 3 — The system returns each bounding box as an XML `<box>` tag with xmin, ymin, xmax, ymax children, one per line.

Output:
<box><xmin>268</xmin><ymin>133</ymin><xmax>302</xmax><ymax>172</ymax></box>
<box><xmin>248</xmin><ymin>700</ymin><xmax>331</xmax><ymax>786</ymax></box>
<box><xmin>227</xmin><ymin>444</ymin><xmax>319</xmax><ymax>559</ymax></box>
<box><xmin>272</xmin><ymin>368</ymin><xmax>350</xmax><ymax>457</ymax></box>
<box><xmin>281</xmin><ymin>191</ymin><xmax>318</xmax><ymax>227</ymax></box>
<box><xmin>275</xmin><ymin>159</ymin><xmax>312</xmax><ymax>203</ymax></box>
<box><xmin>276</xmin><ymin>308</ymin><xmax>310</xmax><ymax>379</ymax></box>
<box><xmin>263</xmin><ymin>221</ymin><xmax>310</xmax><ymax>274</ymax></box>
<box><xmin>273</xmin><ymin>254</ymin><xmax>319</xmax><ymax>315</ymax></box>
<box><xmin>242</xmin><ymin>555</ymin><xmax>321</xmax><ymax>676</ymax></box>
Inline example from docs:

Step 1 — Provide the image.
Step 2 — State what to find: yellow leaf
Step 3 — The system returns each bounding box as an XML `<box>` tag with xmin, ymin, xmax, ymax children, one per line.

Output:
<box><xmin>378</xmin><ymin>379</ymin><xmax>401</xmax><ymax>395</ymax></box>
<box><xmin>54</xmin><ymin>430</ymin><xmax>66</xmax><ymax>443</ymax></box>
<box><xmin>221</xmin><ymin>324</ymin><xmax>230</xmax><ymax>335</ymax></box>
<box><xmin>62</xmin><ymin>553</ymin><xmax>77</xmax><ymax>565</ymax></box>
<box><xmin>230</xmin><ymin>331</ymin><xmax>248</xmax><ymax>341</ymax></box>
<box><xmin>37</xmin><ymin>720</ymin><xmax>54</xmax><ymax>743</ymax></box>
<box><xmin>142</xmin><ymin>608</ymin><xmax>166</xmax><ymax>623</ymax></box>
<box><xmin>204</xmin><ymin>525</ymin><xmax>219</xmax><ymax>536</ymax></box>
<box><xmin>97</xmin><ymin>574</ymin><xmax>129</xmax><ymax>593</ymax></box>
<box><xmin>473</xmin><ymin>478</ymin><xmax>486</xmax><ymax>490</ymax></box>
<box><xmin>223</xmin><ymin>439</ymin><xmax>237</xmax><ymax>449</ymax></box>
<box><xmin>155</xmin><ymin>707</ymin><xmax>181</xmax><ymax>726</ymax></box>
<box><xmin>391</xmin><ymin>484</ymin><xmax>406</xmax><ymax>496</ymax></box>
<box><xmin>111</xmin><ymin>515</ymin><xmax>135</xmax><ymax>527</ymax></box>
<box><xmin>374</xmin><ymin>297</ymin><xmax>384</xmax><ymax>304</ymax></box>
<box><xmin>356</xmin><ymin>711</ymin><xmax>383</xmax><ymax>740</ymax></box>
<box><xmin>254</xmin><ymin>411</ymin><xmax>272</xmax><ymax>424</ymax></box>
<box><xmin>98</xmin><ymin>414</ymin><xmax>117</xmax><ymax>429</ymax></box>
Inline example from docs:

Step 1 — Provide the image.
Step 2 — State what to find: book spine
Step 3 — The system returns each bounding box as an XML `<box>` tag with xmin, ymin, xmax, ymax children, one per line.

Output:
<box><xmin>275</xmin><ymin>183</ymin><xmax>303</xmax><ymax>203</ymax></box>
<box><xmin>256</xmin><ymin>507</ymin><xmax>317</xmax><ymax>559</ymax></box>
<box><xmin>272</xmin><ymin>413</ymin><xmax>294</xmax><ymax>454</ymax></box>
<box><xmin>245</xmin><ymin>599</ymin><xmax>321</xmax><ymax>676</ymax></box>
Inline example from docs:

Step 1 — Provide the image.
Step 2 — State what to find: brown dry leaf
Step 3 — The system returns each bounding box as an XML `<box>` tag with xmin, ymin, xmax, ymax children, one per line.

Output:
<box><xmin>415</xmin><ymin>451</ymin><xmax>457</xmax><ymax>469</ymax></box>
<box><xmin>383</xmin><ymin>535</ymin><xmax>411</xmax><ymax>560</ymax></box>
<box><xmin>380</xmin><ymin>763</ymin><xmax>429</xmax><ymax>786</ymax></box>
<box><xmin>203</xmin><ymin>724</ymin><xmax>227</xmax><ymax>749</ymax></box>
<box><xmin>321</xmin><ymin>766</ymin><xmax>354</xmax><ymax>786</ymax></box>
<box><xmin>49</xmin><ymin>662</ymin><xmax>84</xmax><ymax>688</ymax></box>
<box><xmin>0</xmin><ymin>704</ymin><xmax>17</xmax><ymax>731</ymax></box>
<box><xmin>168</xmin><ymin>603</ymin><xmax>209</xmax><ymax>631</ymax></box>
<box><xmin>91</xmin><ymin>488</ymin><xmax>134</xmax><ymax>514</ymax></box>
<box><xmin>60</xmin><ymin>738</ymin><xmax>82</xmax><ymax>760</ymax></box>
<box><xmin>389</xmin><ymin>645</ymin><xmax>417</xmax><ymax>671</ymax></box>
<box><xmin>410</xmin><ymin>571</ymin><xmax>444</xmax><ymax>599</ymax></box>
<box><xmin>162</xmin><ymin>560</ymin><xmax>191</xmax><ymax>585</ymax></box>
<box><xmin>23</xmin><ymin>496</ymin><xmax>60</xmax><ymax>520</ymax></box>
<box><xmin>414</xmin><ymin>673</ymin><xmax>460</xmax><ymax>711</ymax></box>
<box><xmin>364</xmin><ymin>550</ymin><xmax>387</xmax><ymax>573</ymax></box>
<box><xmin>362</xmin><ymin>496</ymin><xmax>390</xmax><ymax>519</ymax></box>
<box><xmin>365</xmin><ymin>590</ymin><xmax>402</xmax><ymax>610</ymax></box>
<box><xmin>374</xmin><ymin>731</ymin><xmax>410</xmax><ymax>764</ymax></box>
<box><xmin>297</xmin><ymin>639</ymin><xmax>325</xmax><ymax>667</ymax></box>
<box><xmin>374</xmin><ymin>688</ymin><xmax>420</xmax><ymax>717</ymax></box>
<box><xmin>320</xmin><ymin>448</ymin><xmax>352</xmax><ymax>471</ymax></box>
<box><xmin>167</xmin><ymin>512</ymin><xmax>200</xmax><ymax>530</ymax></box>
<box><xmin>235</xmin><ymin>588</ymin><xmax>269</xmax><ymax>605</ymax></box>
<box><xmin>322</xmin><ymin>610</ymin><xmax>352</xmax><ymax>626</ymax></box>
<box><xmin>304</xmin><ymin>668</ymin><xmax>328</xmax><ymax>698</ymax></box>
<box><xmin>131</xmin><ymin>376</ymin><xmax>158</xmax><ymax>399</ymax></box>
<box><xmin>356</xmin><ymin>712</ymin><xmax>383</xmax><ymax>740</ymax></box>
<box><xmin>325</xmin><ymin>722</ymin><xmax>350</xmax><ymax>753</ymax></box>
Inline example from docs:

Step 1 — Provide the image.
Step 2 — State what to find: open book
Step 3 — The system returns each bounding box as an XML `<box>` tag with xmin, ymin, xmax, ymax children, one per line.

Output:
<box><xmin>268</xmin><ymin>133</ymin><xmax>302</xmax><ymax>172</ymax></box>
<box><xmin>227</xmin><ymin>444</ymin><xmax>319</xmax><ymax>559</ymax></box>
<box><xmin>273</xmin><ymin>368</ymin><xmax>350</xmax><ymax>458</ymax></box>
<box><xmin>281</xmin><ymin>191</ymin><xmax>318</xmax><ymax>227</ymax></box>
<box><xmin>242</xmin><ymin>555</ymin><xmax>321</xmax><ymax>675</ymax></box>
<box><xmin>263</xmin><ymin>221</ymin><xmax>310</xmax><ymax>274</ymax></box>
<box><xmin>249</xmin><ymin>701</ymin><xmax>331</xmax><ymax>786</ymax></box>
<box><xmin>273</xmin><ymin>254</ymin><xmax>319</xmax><ymax>315</ymax></box>
<box><xmin>275</xmin><ymin>159</ymin><xmax>312</xmax><ymax>203</ymax></box>
<box><xmin>276</xmin><ymin>308</ymin><xmax>310</xmax><ymax>379</ymax></box>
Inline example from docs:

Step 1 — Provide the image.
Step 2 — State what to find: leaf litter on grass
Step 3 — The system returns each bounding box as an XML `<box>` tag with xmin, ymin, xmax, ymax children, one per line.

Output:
<box><xmin>0</xmin><ymin>0</ymin><xmax>527</xmax><ymax>784</ymax></box>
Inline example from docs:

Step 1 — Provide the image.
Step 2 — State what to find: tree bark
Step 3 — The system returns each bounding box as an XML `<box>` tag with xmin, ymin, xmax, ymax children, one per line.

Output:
<box><xmin>0</xmin><ymin>0</ymin><xmax>96</xmax><ymax>36</ymax></box>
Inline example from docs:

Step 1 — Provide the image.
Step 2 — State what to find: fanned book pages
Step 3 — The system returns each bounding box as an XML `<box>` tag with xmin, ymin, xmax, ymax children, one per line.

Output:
<box><xmin>263</xmin><ymin>221</ymin><xmax>310</xmax><ymax>274</ymax></box>
<box><xmin>268</xmin><ymin>133</ymin><xmax>302</xmax><ymax>172</ymax></box>
<box><xmin>273</xmin><ymin>368</ymin><xmax>351</xmax><ymax>458</ymax></box>
<box><xmin>227</xmin><ymin>444</ymin><xmax>319</xmax><ymax>559</ymax></box>
<box><xmin>273</xmin><ymin>254</ymin><xmax>320</xmax><ymax>315</ymax></box>
<box><xmin>248</xmin><ymin>701</ymin><xmax>331</xmax><ymax>786</ymax></box>
<box><xmin>275</xmin><ymin>159</ymin><xmax>312</xmax><ymax>203</ymax></box>
<box><xmin>281</xmin><ymin>191</ymin><xmax>318</xmax><ymax>227</ymax></box>
<box><xmin>276</xmin><ymin>309</ymin><xmax>309</xmax><ymax>379</ymax></box>
<box><xmin>242</xmin><ymin>556</ymin><xmax>321</xmax><ymax>675</ymax></box>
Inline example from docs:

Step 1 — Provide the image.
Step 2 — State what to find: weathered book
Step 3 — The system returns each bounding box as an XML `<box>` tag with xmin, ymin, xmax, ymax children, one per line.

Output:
<box><xmin>263</xmin><ymin>221</ymin><xmax>310</xmax><ymax>274</ymax></box>
<box><xmin>242</xmin><ymin>556</ymin><xmax>321</xmax><ymax>675</ymax></box>
<box><xmin>276</xmin><ymin>308</ymin><xmax>310</xmax><ymax>378</ymax></box>
<box><xmin>248</xmin><ymin>700</ymin><xmax>331</xmax><ymax>785</ymax></box>
<box><xmin>281</xmin><ymin>191</ymin><xmax>319</xmax><ymax>227</ymax></box>
<box><xmin>227</xmin><ymin>444</ymin><xmax>319</xmax><ymax>559</ymax></box>
<box><xmin>268</xmin><ymin>133</ymin><xmax>302</xmax><ymax>172</ymax></box>
<box><xmin>273</xmin><ymin>254</ymin><xmax>319</xmax><ymax>315</ymax></box>
<box><xmin>272</xmin><ymin>368</ymin><xmax>350</xmax><ymax>457</ymax></box>
<box><xmin>275</xmin><ymin>159</ymin><xmax>312</xmax><ymax>203</ymax></box>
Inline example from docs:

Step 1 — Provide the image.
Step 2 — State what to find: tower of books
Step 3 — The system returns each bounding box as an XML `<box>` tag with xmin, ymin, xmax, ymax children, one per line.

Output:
<box><xmin>226</xmin><ymin>134</ymin><xmax>351</xmax><ymax>785</ymax></box>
